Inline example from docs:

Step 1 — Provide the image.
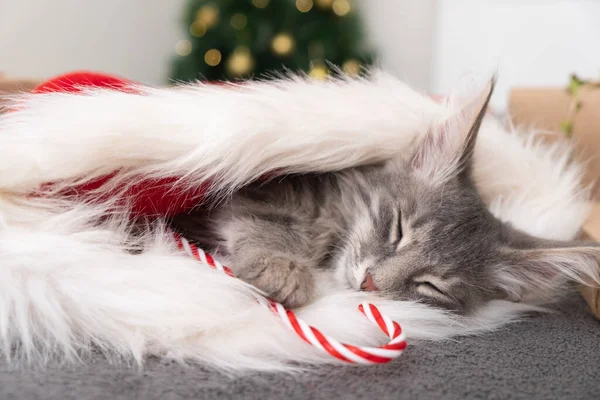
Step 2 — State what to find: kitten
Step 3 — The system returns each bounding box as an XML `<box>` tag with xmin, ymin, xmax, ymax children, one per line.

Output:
<box><xmin>171</xmin><ymin>78</ymin><xmax>600</xmax><ymax>313</ymax></box>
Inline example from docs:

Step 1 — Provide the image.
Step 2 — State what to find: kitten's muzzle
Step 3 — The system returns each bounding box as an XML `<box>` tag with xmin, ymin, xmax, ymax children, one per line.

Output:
<box><xmin>360</xmin><ymin>273</ymin><xmax>378</xmax><ymax>291</ymax></box>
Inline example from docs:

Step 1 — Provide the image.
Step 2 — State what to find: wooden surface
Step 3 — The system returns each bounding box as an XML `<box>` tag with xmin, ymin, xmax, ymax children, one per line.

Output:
<box><xmin>0</xmin><ymin>77</ymin><xmax>43</xmax><ymax>111</ymax></box>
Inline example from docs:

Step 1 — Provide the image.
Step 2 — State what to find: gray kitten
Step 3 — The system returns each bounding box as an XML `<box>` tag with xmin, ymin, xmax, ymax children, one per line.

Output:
<box><xmin>171</xmin><ymin>79</ymin><xmax>600</xmax><ymax>313</ymax></box>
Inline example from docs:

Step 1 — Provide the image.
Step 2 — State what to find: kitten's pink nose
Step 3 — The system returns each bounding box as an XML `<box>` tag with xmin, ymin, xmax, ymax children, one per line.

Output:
<box><xmin>361</xmin><ymin>273</ymin><xmax>378</xmax><ymax>291</ymax></box>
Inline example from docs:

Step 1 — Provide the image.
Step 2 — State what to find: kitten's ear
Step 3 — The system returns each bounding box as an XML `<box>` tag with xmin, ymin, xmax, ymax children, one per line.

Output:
<box><xmin>495</xmin><ymin>241</ymin><xmax>600</xmax><ymax>303</ymax></box>
<box><xmin>411</xmin><ymin>77</ymin><xmax>496</xmax><ymax>185</ymax></box>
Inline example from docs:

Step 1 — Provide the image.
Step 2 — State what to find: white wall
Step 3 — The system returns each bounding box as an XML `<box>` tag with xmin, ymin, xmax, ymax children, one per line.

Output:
<box><xmin>0</xmin><ymin>0</ymin><xmax>185</xmax><ymax>85</ymax></box>
<box><xmin>432</xmin><ymin>0</ymin><xmax>600</xmax><ymax>112</ymax></box>
<box><xmin>359</xmin><ymin>0</ymin><xmax>437</xmax><ymax>90</ymax></box>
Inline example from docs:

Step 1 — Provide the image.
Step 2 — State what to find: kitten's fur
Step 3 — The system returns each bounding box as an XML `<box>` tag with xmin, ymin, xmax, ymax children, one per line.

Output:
<box><xmin>171</xmin><ymin>79</ymin><xmax>600</xmax><ymax>313</ymax></box>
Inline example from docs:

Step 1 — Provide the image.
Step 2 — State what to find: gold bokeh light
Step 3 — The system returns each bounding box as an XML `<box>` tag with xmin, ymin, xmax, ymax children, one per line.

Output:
<box><xmin>342</xmin><ymin>59</ymin><xmax>361</xmax><ymax>76</ymax></box>
<box><xmin>296</xmin><ymin>0</ymin><xmax>313</xmax><ymax>13</ymax></box>
<box><xmin>227</xmin><ymin>47</ymin><xmax>255</xmax><ymax>76</ymax></box>
<box><xmin>310</xmin><ymin>64</ymin><xmax>329</xmax><ymax>79</ymax></box>
<box><xmin>190</xmin><ymin>21</ymin><xmax>207</xmax><ymax>37</ymax></box>
<box><xmin>315</xmin><ymin>0</ymin><xmax>334</xmax><ymax>9</ymax></box>
<box><xmin>252</xmin><ymin>0</ymin><xmax>270</xmax><ymax>8</ymax></box>
<box><xmin>204</xmin><ymin>49</ymin><xmax>222</xmax><ymax>66</ymax></box>
<box><xmin>332</xmin><ymin>0</ymin><xmax>351</xmax><ymax>16</ymax></box>
<box><xmin>175</xmin><ymin>40</ymin><xmax>192</xmax><ymax>56</ymax></box>
<box><xmin>271</xmin><ymin>33</ymin><xmax>295</xmax><ymax>56</ymax></box>
<box><xmin>196</xmin><ymin>4</ymin><xmax>219</xmax><ymax>28</ymax></box>
<box><xmin>230</xmin><ymin>13</ymin><xmax>247</xmax><ymax>30</ymax></box>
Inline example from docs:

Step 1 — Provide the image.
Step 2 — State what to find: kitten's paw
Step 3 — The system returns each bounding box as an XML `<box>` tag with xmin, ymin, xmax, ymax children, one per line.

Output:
<box><xmin>239</xmin><ymin>255</ymin><xmax>315</xmax><ymax>309</ymax></box>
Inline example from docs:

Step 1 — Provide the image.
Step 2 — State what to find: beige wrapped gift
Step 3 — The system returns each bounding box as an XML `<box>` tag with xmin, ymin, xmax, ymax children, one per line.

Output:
<box><xmin>510</xmin><ymin>85</ymin><xmax>600</xmax><ymax>199</ymax></box>
<box><xmin>510</xmin><ymin>87</ymin><xmax>600</xmax><ymax>318</ymax></box>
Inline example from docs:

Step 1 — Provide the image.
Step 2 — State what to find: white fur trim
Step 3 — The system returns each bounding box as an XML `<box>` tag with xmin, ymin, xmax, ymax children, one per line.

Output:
<box><xmin>0</xmin><ymin>71</ymin><xmax>590</xmax><ymax>371</ymax></box>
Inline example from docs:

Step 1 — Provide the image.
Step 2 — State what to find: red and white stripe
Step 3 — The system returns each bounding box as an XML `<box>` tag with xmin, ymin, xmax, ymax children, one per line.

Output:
<box><xmin>174</xmin><ymin>233</ymin><xmax>407</xmax><ymax>365</ymax></box>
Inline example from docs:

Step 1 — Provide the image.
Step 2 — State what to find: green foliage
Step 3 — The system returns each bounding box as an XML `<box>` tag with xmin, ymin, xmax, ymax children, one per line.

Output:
<box><xmin>560</xmin><ymin>120</ymin><xmax>573</xmax><ymax>137</ymax></box>
<box><xmin>561</xmin><ymin>73</ymin><xmax>600</xmax><ymax>137</ymax></box>
<box><xmin>170</xmin><ymin>0</ymin><xmax>375</xmax><ymax>83</ymax></box>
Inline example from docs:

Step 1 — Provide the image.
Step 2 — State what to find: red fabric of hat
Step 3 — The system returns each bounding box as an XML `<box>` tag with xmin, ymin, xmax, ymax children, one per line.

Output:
<box><xmin>32</xmin><ymin>71</ymin><xmax>208</xmax><ymax>217</ymax></box>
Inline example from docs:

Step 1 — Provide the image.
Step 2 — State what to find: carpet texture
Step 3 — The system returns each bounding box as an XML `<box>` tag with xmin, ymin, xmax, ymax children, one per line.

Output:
<box><xmin>1</xmin><ymin>294</ymin><xmax>599</xmax><ymax>400</ymax></box>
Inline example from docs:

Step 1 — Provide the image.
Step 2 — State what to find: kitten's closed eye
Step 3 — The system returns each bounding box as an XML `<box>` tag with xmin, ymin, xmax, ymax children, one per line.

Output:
<box><xmin>416</xmin><ymin>281</ymin><xmax>445</xmax><ymax>296</ymax></box>
<box><xmin>389</xmin><ymin>208</ymin><xmax>403</xmax><ymax>245</ymax></box>
<box><xmin>413</xmin><ymin>275</ymin><xmax>449</xmax><ymax>298</ymax></box>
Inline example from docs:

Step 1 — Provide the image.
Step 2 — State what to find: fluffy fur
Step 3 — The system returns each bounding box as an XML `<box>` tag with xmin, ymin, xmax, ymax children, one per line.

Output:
<box><xmin>0</xmin><ymin>71</ymin><xmax>593</xmax><ymax>372</ymax></box>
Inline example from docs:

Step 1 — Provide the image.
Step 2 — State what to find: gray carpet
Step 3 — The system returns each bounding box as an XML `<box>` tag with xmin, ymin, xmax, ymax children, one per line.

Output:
<box><xmin>2</xmin><ymin>295</ymin><xmax>599</xmax><ymax>400</ymax></box>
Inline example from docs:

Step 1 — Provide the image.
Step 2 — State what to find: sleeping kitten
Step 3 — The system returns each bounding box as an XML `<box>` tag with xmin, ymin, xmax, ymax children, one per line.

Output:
<box><xmin>171</xmin><ymin>78</ymin><xmax>600</xmax><ymax>313</ymax></box>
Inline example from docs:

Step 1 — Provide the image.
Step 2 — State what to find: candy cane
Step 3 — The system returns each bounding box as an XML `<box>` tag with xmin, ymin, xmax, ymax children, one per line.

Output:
<box><xmin>174</xmin><ymin>233</ymin><xmax>407</xmax><ymax>365</ymax></box>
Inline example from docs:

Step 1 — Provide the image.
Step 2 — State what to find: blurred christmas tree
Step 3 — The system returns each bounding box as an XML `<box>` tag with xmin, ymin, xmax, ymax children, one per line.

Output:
<box><xmin>170</xmin><ymin>0</ymin><xmax>375</xmax><ymax>82</ymax></box>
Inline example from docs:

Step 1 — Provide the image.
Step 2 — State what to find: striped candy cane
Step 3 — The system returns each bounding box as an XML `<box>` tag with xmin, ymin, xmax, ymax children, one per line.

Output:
<box><xmin>174</xmin><ymin>233</ymin><xmax>407</xmax><ymax>365</ymax></box>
